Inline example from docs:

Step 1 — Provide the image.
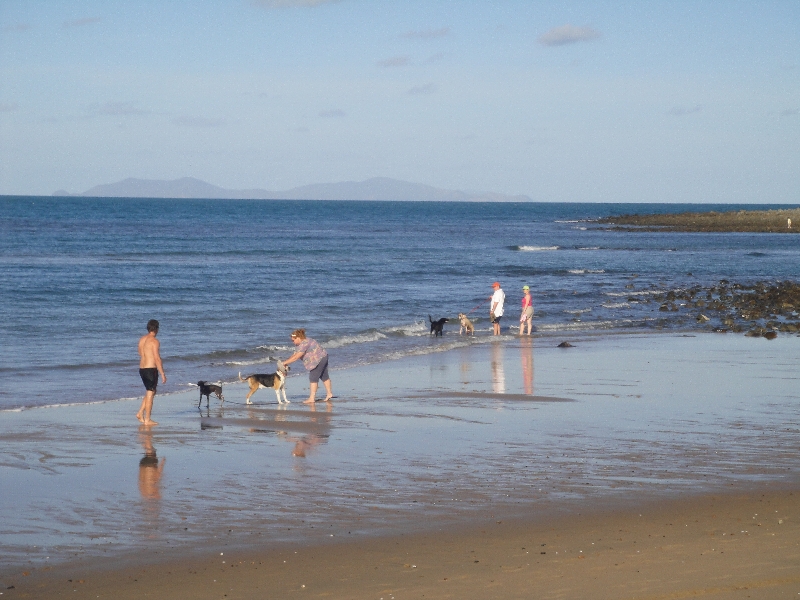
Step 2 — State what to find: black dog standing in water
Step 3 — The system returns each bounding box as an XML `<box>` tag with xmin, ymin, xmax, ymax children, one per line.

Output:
<box><xmin>197</xmin><ymin>381</ymin><xmax>224</xmax><ymax>408</ymax></box>
<box><xmin>429</xmin><ymin>315</ymin><xmax>449</xmax><ymax>336</ymax></box>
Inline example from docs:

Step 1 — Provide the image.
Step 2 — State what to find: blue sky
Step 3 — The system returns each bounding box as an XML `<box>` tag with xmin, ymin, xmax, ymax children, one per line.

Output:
<box><xmin>0</xmin><ymin>1</ymin><xmax>798</xmax><ymax>202</ymax></box>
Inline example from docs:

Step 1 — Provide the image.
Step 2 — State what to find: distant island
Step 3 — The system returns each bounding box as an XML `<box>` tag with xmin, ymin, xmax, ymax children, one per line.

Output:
<box><xmin>51</xmin><ymin>177</ymin><xmax>532</xmax><ymax>203</ymax></box>
<box><xmin>599</xmin><ymin>208</ymin><xmax>800</xmax><ymax>233</ymax></box>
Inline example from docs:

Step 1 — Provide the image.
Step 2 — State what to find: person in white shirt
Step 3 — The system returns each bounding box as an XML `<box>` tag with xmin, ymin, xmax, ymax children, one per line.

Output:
<box><xmin>490</xmin><ymin>281</ymin><xmax>505</xmax><ymax>336</ymax></box>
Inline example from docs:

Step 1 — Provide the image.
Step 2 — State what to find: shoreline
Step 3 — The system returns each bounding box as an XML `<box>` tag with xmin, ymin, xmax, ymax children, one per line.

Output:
<box><xmin>2</xmin><ymin>332</ymin><xmax>799</xmax><ymax>596</ymax></box>
<box><xmin>5</xmin><ymin>322</ymin><xmax>797</xmax><ymax>413</ymax></box>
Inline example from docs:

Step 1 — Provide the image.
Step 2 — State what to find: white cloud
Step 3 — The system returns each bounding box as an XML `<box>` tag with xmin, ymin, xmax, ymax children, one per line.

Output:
<box><xmin>401</xmin><ymin>27</ymin><xmax>449</xmax><ymax>40</ymax></box>
<box><xmin>408</xmin><ymin>83</ymin><xmax>437</xmax><ymax>95</ymax></box>
<box><xmin>666</xmin><ymin>105</ymin><xmax>703</xmax><ymax>116</ymax></box>
<box><xmin>172</xmin><ymin>116</ymin><xmax>225</xmax><ymax>127</ymax></box>
<box><xmin>63</xmin><ymin>17</ymin><xmax>102</xmax><ymax>28</ymax></box>
<box><xmin>377</xmin><ymin>55</ymin><xmax>410</xmax><ymax>68</ymax></box>
<box><xmin>319</xmin><ymin>109</ymin><xmax>346</xmax><ymax>118</ymax></box>
<box><xmin>538</xmin><ymin>24</ymin><xmax>600</xmax><ymax>47</ymax></box>
<box><xmin>252</xmin><ymin>0</ymin><xmax>339</xmax><ymax>8</ymax></box>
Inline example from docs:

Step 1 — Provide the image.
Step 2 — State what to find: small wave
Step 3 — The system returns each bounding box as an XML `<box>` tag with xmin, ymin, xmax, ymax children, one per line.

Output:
<box><xmin>325</xmin><ymin>330</ymin><xmax>388</xmax><ymax>349</ymax></box>
<box><xmin>564</xmin><ymin>308</ymin><xmax>592</xmax><ymax>315</ymax></box>
<box><xmin>747</xmin><ymin>252</ymin><xmax>767</xmax><ymax>257</ymax></box>
<box><xmin>382</xmin><ymin>321</ymin><xmax>428</xmax><ymax>337</ymax></box>
<box><xmin>578</xmin><ymin>247</ymin><xmax>600</xmax><ymax>251</ymax></box>
<box><xmin>536</xmin><ymin>318</ymin><xmax>652</xmax><ymax>332</ymax></box>
<box><xmin>567</xmin><ymin>269</ymin><xmax>606</xmax><ymax>275</ymax></box>
<box><xmin>602</xmin><ymin>302</ymin><xmax>630</xmax><ymax>309</ymax></box>
<box><xmin>554</xmin><ymin>220</ymin><xmax>581</xmax><ymax>223</ymax></box>
<box><xmin>514</xmin><ymin>245</ymin><xmax>559</xmax><ymax>252</ymax></box>
<box><xmin>228</xmin><ymin>358</ymin><xmax>272</xmax><ymax>367</ymax></box>
<box><xmin>604</xmin><ymin>290</ymin><xmax>661</xmax><ymax>297</ymax></box>
<box><xmin>2</xmin><ymin>397</ymin><xmax>137</xmax><ymax>412</ymax></box>
<box><xmin>255</xmin><ymin>344</ymin><xmax>293</xmax><ymax>353</ymax></box>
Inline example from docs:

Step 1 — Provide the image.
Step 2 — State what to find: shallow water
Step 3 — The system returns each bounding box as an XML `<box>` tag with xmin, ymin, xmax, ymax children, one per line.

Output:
<box><xmin>2</xmin><ymin>197</ymin><xmax>799</xmax><ymax>410</ymax></box>
<box><xmin>2</xmin><ymin>333</ymin><xmax>798</xmax><ymax>570</ymax></box>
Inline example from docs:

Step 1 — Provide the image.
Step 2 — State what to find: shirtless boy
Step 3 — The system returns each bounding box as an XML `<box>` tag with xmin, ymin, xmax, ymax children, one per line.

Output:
<box><xmin>137</xmin><ymin>319</ymin><xmax>166</xmax><ymax>425</ymax></box>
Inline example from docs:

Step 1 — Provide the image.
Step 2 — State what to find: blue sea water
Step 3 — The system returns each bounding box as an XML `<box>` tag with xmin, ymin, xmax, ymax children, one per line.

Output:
<box><xmin>1</xmin><ymin>197</ymin><xmax>798</xmax><ymax>410</ymax></box>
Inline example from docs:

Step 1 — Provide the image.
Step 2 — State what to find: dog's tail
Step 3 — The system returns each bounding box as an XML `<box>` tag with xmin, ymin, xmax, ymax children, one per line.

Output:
<box><xmin>429</xmin><ymin>314</ymin><xmax>433</xmax><ymax>323</ymax></box>
<box><xmin>238</xmin><ymin>371</ymin><xmax>247</xmax><ymax>382</ymax></box>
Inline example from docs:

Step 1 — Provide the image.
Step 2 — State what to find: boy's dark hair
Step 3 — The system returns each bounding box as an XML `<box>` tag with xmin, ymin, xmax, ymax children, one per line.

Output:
<box><xmin>147</xmin><ymin>319</ymin><xmax>160</xmax><ymax>333</ymax></box>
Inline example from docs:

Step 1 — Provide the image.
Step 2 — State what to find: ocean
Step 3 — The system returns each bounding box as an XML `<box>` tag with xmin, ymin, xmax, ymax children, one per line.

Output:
<box><xmin>1</xmin><ymin>197</ymin><xmax>798</xmax><ymax>411</ymax></box>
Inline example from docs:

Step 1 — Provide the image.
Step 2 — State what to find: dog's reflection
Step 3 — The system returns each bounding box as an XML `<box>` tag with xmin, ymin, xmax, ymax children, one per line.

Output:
<box><xmin>199</xmin><ymin>402</ymin><xmax>226</xmax><ymax>420</ymax></box>
<box><xmin>520</xmin><ymin>336</ymin><xmax>535</xmax><ymax>395</ymax></box>
<box><xmin>138</xmin><ymin>426</ymin><xmax>165</xmax><ymax>512</ymax></box>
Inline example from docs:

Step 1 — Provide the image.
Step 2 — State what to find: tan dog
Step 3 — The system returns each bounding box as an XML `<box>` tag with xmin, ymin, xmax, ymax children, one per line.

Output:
<box><xmin>238</xmin><ymin>360</ymin><xmax>290</xmax><ymax>404</ymax></box>
<box><xmin>458</xmin><ymin>313</ymin><xmax>474</xmax><ymax>335</ymax></box>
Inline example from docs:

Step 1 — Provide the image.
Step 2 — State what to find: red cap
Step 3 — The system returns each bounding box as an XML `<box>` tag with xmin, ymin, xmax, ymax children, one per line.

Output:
<box><xmin>492</xmin><ymin>281</ymin><xmax>500</xmax><ymax>288</ymax></box>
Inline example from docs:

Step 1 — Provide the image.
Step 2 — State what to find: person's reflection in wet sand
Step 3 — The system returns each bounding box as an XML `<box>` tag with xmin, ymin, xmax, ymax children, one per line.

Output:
<box><xmin>520</xmin><ymin>336</ymin><xmax>535</xmax><ymax>395</ymax></box>
<box><xmin>279</xmin><ymin>401</ymin><xmax>332</xmax><ymax>458</ymax></box>
<box><xmin>138</xmin><ymin>426</ymin><xmax>165</xmax><ymax>519</ymax></box>
<box><xmin>290</xmin><ymin>433</ymin><xmax>327</xmax><ymax>457</ymax></box>
<box><xmin>491</xmin><ymin>342</ymin><xmax>506</xmax><ymax>393</ymax></box>
<box><xmin>460</xmin><ymin>356</ymin><xmax>472</xmax><ymax>385</ymax></box>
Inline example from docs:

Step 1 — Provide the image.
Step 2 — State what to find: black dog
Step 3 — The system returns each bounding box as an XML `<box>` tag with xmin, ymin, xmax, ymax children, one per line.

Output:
<box><xmin>197</xmin><ymin>381</ymin><xmax>224</xmax><ymax>408</ymax></box>
<box><xmin>429</xmin><ymin>315</ymin><xmax>449</xmax><ymax>336</ymax></box>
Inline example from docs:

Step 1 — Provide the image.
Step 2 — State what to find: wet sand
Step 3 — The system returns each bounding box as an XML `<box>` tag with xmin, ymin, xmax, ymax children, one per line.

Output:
<box><xmin>2</xmin><ymin>333</ymin><xmax>799</xmax><ymax>598</ymax></box>
<box><xmin>13</xmin><ymin>489</ymin><xmax>800</xmax><ymax>599</ymax></box>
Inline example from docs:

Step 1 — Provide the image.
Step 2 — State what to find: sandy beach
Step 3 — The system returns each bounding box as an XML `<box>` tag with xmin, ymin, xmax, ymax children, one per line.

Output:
<box><xmin>2</xmin><ymin>333</ymin><xmax>799</xmax><ymax>598</ymax></box>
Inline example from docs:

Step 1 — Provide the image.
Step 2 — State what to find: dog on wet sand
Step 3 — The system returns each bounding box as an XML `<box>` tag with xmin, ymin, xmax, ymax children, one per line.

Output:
<box><xmin>239</xmin><ymin>360</ymin><xmax>290</xmax><ymax>404</ymax></box>
<box><xmin>458</xmin><ymin>313</ymin><xmax>474</xmax><ymax>335</ymax></box>
<box><xmin>197</xmin><ymin>381</ymin><xmax>224</xmax><ymax>408</ymax></box>
<box><xmin>429</xmin><ymin>315</ymin><xmax>448</xmax><ymax>337</ymax></box>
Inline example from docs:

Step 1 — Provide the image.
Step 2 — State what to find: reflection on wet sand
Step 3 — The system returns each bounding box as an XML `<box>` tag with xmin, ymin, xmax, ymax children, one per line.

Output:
<box><xmin>520</xmin><ymin>337</ymin><xmax>534</xmax><ymax>395</ymax></box>
<box><xmin>285</xmin><ymin>402</ymin><xmax>332</xmax><ymax>457</ymax></box>
<box><xmin>491</xmin><ymin>342</ymin><xmax>505</xmax><ymax>393</ymax></box>
<box><xmin>138</xmin><ymin>427</ymin><xmax>165</xmax><ymax>526</ymax></box>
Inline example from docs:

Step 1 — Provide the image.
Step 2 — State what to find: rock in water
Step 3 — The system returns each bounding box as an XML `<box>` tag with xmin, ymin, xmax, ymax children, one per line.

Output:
<box><xmin>557</xmin><ymin>341</ymin><xmax>574</xmax><ymax>348</ymax></box>
<box><xmin>763</xmin><ymin>331</ymin><xmax>778</xmax><ymax>340</ymax></box>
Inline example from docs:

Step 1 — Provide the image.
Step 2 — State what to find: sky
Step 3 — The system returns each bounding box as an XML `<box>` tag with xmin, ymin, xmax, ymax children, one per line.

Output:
<box><xmin>0</xmin><ymin>1</ymin><xmax>798</xmax><ymax>202</ymax></box>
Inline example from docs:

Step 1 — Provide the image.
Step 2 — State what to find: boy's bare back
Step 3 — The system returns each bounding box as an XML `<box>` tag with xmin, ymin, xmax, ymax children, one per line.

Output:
<box><xmin>138</xmin><ymin>333</ymin><xmax>161</xmax><ymax>369</ymax></box>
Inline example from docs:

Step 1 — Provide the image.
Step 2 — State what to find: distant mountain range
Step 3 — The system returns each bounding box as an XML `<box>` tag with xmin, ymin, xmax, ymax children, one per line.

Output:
<box><xmin>52</xmin><ymin>177</ymin><xmax>531</xmax><ymax>202</ymax></box>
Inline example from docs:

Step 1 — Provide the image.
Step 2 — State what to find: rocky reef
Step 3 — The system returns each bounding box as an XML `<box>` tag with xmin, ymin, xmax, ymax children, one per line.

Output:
<box><xmin>598</xmin><ymin>209</ymin><xmax>800</xmax><ymax>233</ymax></box>
<box><xmin>642</xmin><ymin>280</ymin><xmax>800</xmax><ymax>338</ymax></box>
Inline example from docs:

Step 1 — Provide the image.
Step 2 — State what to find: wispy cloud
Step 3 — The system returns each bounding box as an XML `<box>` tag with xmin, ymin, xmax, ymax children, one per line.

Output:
<box><xmin>91</xmin><ymin>101</ymin><xmax>149</xmax><ymax>116</ymax></box>
<box><xmin>422</xmin><ymin>52</ymin><xmax>445</xmax><ymax>65</ymax></box>
<box><xmin>319</xmin><ymin>109</ymin><xmax>346</xmax><ymax>118</ymax></box>
<box><xmin>252</xmin><ymin>0</ymin><xmax>339</xmax><ymax>8</ymax></box>
<box><xmin>408</xmin><ymin>83</ymin><xmax>437</xmax><ymax>96</ymax></box>
<box><xmin>0</xmin><ymin>103</ymin><xmax>19</xmax><ymax>112</ymax></box>
<box><xmin>172</xmin><ymin>116</ymin><xmax>225</xmax><ymax>127</ymax></box>
<box><xmin>2</xmin><ymin>23</ymin><xmax>32</xmax><ymax>32</ymax></box>
<box><xmin>780</xmin><ymin>108</ymin><xmax>798</xmax><ymax>117</ymax></box>
<box><xmin>401</xmin><ymin>27</ymin><xmax>449</xmax><ymax>40</ymax></box>
<box><xmin>377</xmin><ymin>55</ymin><xmax>410</xmax><ymax>68</ymax></box>
<box><xmin>538</xmin><ymin>24</ymin><xmax>600</xmax><ymax>47</ymax></box>
<box><xmin>666</xmin><ymin>105</ymin><xmax>703</xmax><ymax>117</ymax></box>
<box><xmin>63</xmin><ymin>17</ymin><xmax>102</xmax><ymax>28</ymax></box>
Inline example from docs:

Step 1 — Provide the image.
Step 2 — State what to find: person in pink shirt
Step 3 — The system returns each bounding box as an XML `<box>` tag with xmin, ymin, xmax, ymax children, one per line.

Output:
<box><xmin>284</xmin><ymin>328</ymin><xmax>334</xmax><ymax>404</ymax></box>
<box><xmin>520</xmin><ymin>285</ymin><xmax>534</xmax><ymax>335</ymax></box>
